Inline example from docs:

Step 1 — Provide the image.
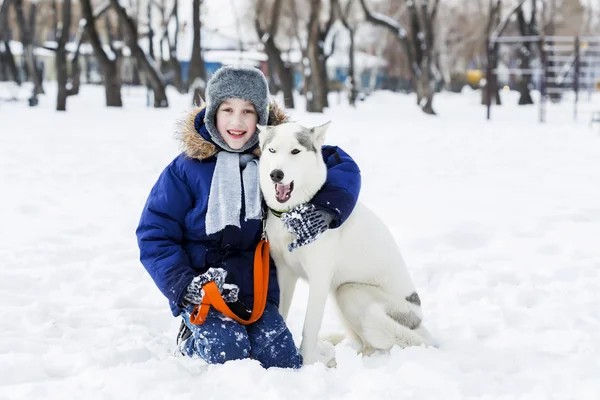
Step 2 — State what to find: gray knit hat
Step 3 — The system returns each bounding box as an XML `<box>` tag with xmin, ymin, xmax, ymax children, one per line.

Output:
<box><xmin>204</xmin><ymin>65</ymin><xmax>270</xmax><ymax>153</ymax></box>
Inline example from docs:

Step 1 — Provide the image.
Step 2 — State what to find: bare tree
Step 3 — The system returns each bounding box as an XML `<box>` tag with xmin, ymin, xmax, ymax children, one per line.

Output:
<box><xmin>0</xmin><ymin>39</ymin><xmax>21</xmax><ymax>85</ymax></box>
<box><xmin>0</xmin><ymin>0</ymin><xmax>13</xmax><ymax>38</ymax></box>
<box><xmin>158</xmin><ymin>0</ymin><xmax>184</xmax><ymax>93</ymax></box>
<box><xmin>80</xmin><ymin>0</ymin><xmax>122</xmax><ymax>106</ymax></box>
<box><xmin>147</xmin><ymin>0</ymin><xmax>156</xmax><ymax>60</ymax></box>
<box><xmin>168</xmin><ymin>0</ymin><xmax>184</xmax><ymax>92</ymax></box>
<box><xmin>289</xmin><ymin>0</ymin><xmax>310</xmax><ymax>99</ymax></box>
<box><xmin>335</xmin><ymin>0</ymin><xmax>358</xmax><ymax>106</ymax></box>
<box><xmin>188</xmin><ymin>0</ymin><xmax>207</xmax><ymax>105</ymax></box>
<box><xmin>55</xmin><ymin>0</ymin><xmax>72</xmax><ymax>111</ymax></box>
<box><xmin>359</xmin><ymin>0</ymin><xmax>440</xmax><ymax>115</ymax></box>
<box><xmin>515</xmin><ymin>0</ymin><xmax>537</xmax><ymax>105</ymax></box>
<box><xmin>110</xmin><ymin>0</ymin><xmax>169</xmax><ymax>107</ymax></box>
<box><xmin>0</xmin><ymin>0</ymin><xmax>21</xmax><ymax>85</ymax></box>
<box><xmin>486</xmin><ymin>0</ymin><xmax>531</xmax><ymax>108</ymax></box>
<box><xmin>65</xmin><ymin>1</ymin><xmax>112</xmax><ymax>98</ymax></box>
<box><xmin>483</xmin><ymin>0</ymin><xmax>502</xmax><ymax>106</ymax></box>
<box><xmin>305</xmin><ymin>0</ymin><xmax>326</xmax><ymax>112</ymax></box>
<box><xmin>317</xmin><ymin>1</ymin><xmax>337</xmax><ymax>109</ymax></box>
<box><xmin>14</xmin><ymin>0</ymin><xmax>44</xmax><ymax>106</ymax></box>
<box><xmin>255</xmin><ymin>0</ymin><xmax>295</xmax><ymax>108</ymax></box>
<box><xmin>302</xmin><ymin>0</ymin><xmax>338</xmax><ymax>112</ymax></box>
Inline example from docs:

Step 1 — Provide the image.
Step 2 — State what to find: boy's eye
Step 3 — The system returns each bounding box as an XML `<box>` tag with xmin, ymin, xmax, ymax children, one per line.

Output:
<box><xmin>291</xmin><ymin>149</ymin><xmax>301</xmax><ymax>155</ymax></box>
<box><xmin>268</xmin><ymin>148</ymin><xmax>276</xmax><ymax>153</ymax></box>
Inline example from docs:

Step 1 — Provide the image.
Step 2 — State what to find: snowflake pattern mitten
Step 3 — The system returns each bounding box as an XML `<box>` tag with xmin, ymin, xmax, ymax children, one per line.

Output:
<box><xmin>281</xmin><ymin>203</ymin><xmax>334</xmax><ymax>252</ymax></box>
<box><xmin>184</xmin><ymin>267</ymin><xmax>239</xmax><ymax>304</ymax></box>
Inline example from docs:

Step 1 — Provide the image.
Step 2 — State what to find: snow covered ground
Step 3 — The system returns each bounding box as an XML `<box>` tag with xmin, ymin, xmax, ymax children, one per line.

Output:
<box><xmin>1</xmin><ymin>84</ymin><xmax>600</xmax><ymax>399</ymax></box>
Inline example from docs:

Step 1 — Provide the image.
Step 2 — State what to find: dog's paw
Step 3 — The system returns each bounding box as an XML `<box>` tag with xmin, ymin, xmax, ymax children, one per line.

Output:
<box><xmin>315</xmin><ymin>340</ymin><xmax>337</xmax><ymax>368</ymax></box>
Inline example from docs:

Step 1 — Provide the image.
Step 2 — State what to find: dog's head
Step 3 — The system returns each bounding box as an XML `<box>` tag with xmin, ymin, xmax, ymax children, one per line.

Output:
<box><xmin>258</xmin><ymin>121</ymin><xmax>330</xmax><ymax>211</ymax></box>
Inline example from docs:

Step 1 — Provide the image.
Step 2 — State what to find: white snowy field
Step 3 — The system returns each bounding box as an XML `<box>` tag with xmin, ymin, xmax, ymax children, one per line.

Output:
<box><xmin>1</xmin><ymin>84</ymin><xmax>600</xmax><ymax>400</ymax></box>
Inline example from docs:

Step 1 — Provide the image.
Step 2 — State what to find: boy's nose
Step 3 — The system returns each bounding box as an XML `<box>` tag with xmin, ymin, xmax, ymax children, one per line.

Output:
<box><xmin>230</xmin><ymin>114</ymin><xmax>244</xmax><ymax>125</ymax></box>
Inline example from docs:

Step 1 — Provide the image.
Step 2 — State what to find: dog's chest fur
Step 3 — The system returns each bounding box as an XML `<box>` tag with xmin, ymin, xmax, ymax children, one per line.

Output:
<box><xmin>266</xmin><ymin>216</ymin><xmax>310</xmax><ymax>280</ymax></box>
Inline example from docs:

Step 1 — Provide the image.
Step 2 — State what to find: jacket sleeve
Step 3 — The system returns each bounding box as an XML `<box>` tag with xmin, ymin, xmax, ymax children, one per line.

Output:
<box><xmin>136</xmin><ymin>158</ymin><xmax>197</xmax><ymax>307</ymax></box>
<box><xmin>310</xmin><ymin>145</ymin><xmax>362</xmax><ymax>228</ymax></box>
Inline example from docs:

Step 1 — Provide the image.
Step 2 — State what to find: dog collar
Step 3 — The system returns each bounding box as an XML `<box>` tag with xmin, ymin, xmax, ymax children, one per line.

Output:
<box><xmin>269</xmin><ymin>208</ymin><xmax>287</xmax><ymax>218</ymax></box>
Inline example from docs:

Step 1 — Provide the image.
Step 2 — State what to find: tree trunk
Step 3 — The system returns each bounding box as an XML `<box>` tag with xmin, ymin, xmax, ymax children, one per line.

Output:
<box><xmin>0</xmin><ymin>0</ymin><xmax>19</xmax><ymax>85</ymax></box>
<box><xmin>0</xmin><ymin>0</ymin><xmax>14</xmax><ymax>39</ymax></box>
<box><xmin>165</xmin><ymin>0</ymin><xmax>184</xmax><ymax>93</ymax></box>
<box><xmin>305</xmin><ymin>0</ymin><xmax>325</xmax><ymax>113</ymax></box>
<box><xmin>15</xmin><ymin>0</ymin><xmax>44</xmax><ymax>105</ymax></box>
<box><xmin>110</xmin><ymin>0</ymin><xmax>168</xmax><ymax>107</ymax></box>
<box><xmin>421</xmin><ymin>69</ymin><xmax>436</xmax><ymax>114</ymax></box>
<box><xmin>56</xmin><ymin>0</ymin><xmax>72</xmax><ymax>111</ymax></box>
<box><xmin>517</xmin><ymin>46</ymin><xmax>534</xmax><ymax>105</ymax></box>
<box><xmin>255</xmin><ymin>0</ymin><xmax>295</xmax><ymax>108</ymax></box>
<box><xmin>359</xmin><ymin>0</ymin><xmax>438</xmax><ymax>114</ymax></box>
<box><xmin>336</xmin><ymin>0</ymin><xmax>358</xmax><ymax>106</ymax></box>
<box><xmin>347</xmin><ymin>29</ymin><xmax>357</xmax><ymax>106</ymax></box>
<box><xmin>80</xmin><ymin>0</ymin><xmax>122</xmax><ymax>106</ymax></box>
<box><xmin>1</xmin><ymin>40</ymin><xmax>21</xmax><ymax>85</ymax></box>
<box><xmin>147</xmin><ymin>1</ymin><xmax>155</xmax><ymax>60</ymax></box>
<box><xmin>188</xmin><ymin>0</ymin><xmax>206</xmax><ymax>100</ymax></box>
<box><xmin>104</xmin><ymin>63</ymin><xmax>122</xmax><ymax>105</ymax></box>
<box><xmin>318</xmin><ymin>52</ymin><xmax>329</xmax><ymax>108</ymax></box>
<box><xmin>516</xmin><ymin>5</ymin><xmax>534</xmax><ymax>105</ymax></box>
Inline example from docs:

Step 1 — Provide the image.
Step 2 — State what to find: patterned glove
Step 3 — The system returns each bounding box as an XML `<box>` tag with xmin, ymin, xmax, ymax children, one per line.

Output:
<box><xmin>281</xmin><ymin>203</ymin><xmax>334</xmax><ymax>252</ymax></box>
<box><xmin>183</xmin><ymin>267</ymin><xmax>240</xmax><ymax>305</ymax></box>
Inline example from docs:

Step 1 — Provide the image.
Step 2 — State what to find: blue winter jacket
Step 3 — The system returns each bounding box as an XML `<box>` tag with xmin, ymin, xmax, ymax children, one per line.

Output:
<box><xmin>136</xmin><ymin>105</ymin><xmax>361</xmax><ymax>316</ymax></box>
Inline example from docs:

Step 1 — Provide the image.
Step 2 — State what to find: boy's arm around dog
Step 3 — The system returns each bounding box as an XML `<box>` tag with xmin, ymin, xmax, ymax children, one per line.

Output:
<box><xmin>311</xmin><ymin>145</ymin><xmax>362</xmax><ymax>228</ymax></box>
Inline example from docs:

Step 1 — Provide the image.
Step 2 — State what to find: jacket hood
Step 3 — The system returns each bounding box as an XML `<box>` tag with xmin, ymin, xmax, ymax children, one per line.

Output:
<box><xmin>176</xmin><ymin>102</ymin><xmax>289</xmax><ymax>160</ymax></box>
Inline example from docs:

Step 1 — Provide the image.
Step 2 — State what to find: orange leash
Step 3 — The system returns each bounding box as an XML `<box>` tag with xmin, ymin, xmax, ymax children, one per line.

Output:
<box><xmin>189</xmin><ymin>239</ymin><xmax>270</xmax><ymax>325</ymax></box>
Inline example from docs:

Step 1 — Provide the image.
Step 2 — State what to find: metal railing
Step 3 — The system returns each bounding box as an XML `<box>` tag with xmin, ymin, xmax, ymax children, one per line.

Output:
<box><xmin>485</xmin><ymin>35</ymin><xmax>600</xmax><ymax>123</ymax></box>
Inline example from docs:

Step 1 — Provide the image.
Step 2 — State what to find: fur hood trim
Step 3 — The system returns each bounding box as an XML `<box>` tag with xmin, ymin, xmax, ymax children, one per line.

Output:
<box><xmin>176</xmin><ymin>102</ymin><xmax>289</xmax><ymax>160</ymax></box>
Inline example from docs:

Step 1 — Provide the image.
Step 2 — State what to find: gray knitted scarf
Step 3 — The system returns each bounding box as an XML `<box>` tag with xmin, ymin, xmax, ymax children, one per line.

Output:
<box><xmin>205</xmin><ymin>151</ymin><xmax>262</xmax><ymax>235</ymax></box>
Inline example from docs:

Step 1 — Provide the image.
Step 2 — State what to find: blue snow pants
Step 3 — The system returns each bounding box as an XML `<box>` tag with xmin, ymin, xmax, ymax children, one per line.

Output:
<box><xmin>180</xmin><ymin>302</ymin><xmax>303</xmax><ymax>369</ymax></box>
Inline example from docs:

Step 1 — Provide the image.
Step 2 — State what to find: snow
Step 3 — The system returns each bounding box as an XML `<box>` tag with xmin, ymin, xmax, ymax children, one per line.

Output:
<box><xmin>1</xmin><ymin>83</ymin><xmax>600</xmax><ymax>399</ymax></box>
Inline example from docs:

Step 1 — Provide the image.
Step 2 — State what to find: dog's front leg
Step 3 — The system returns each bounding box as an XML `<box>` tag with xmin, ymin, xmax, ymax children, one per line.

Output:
<box><xmin>300</xmin><ymin>265</ymin><xmax>331</xmax><ymax>365</ymax></box>
<box><xmin>277</xmin><ymin>265</ymin><xmax>298</xmax><ymax>321</ymax></box>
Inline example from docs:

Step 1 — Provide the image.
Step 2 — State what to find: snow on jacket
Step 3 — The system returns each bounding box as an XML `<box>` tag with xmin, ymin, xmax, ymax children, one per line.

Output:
<box><xmin>136</xmin><ymin>104</ymin><xmax>362</xmax><ymax>316</ymax></box>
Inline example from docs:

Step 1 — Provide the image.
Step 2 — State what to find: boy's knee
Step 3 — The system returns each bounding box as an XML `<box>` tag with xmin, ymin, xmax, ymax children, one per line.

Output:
<box><xmin>201</xmin><ymin>335</ymin><xmax>251</xmax><ymax>364</ymax></box>
<box><xmin>247</xmin><ymin>303</ymin><xmax>302</xmax><ymax>368</ymax></box>
<box><xmin>251</xmin><ymin>327</ymin><xmax>303</xmax><ymax>369</ymax></box>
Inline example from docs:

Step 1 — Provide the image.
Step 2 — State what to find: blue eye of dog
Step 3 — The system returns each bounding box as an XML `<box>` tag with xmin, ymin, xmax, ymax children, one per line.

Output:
<box><xmin>268</xmin><ymin>148</ymin><xmax>276</xmax><ymax>153</ymax></box>
<box><xmin>291</xmin><ymin>149</ymin><xmax>301</xmax><ymax>155</ymax></box>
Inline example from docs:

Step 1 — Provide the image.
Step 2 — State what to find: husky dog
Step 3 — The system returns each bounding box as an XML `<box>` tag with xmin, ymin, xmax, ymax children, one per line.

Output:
<box><xmin>257</xmin><ymin>122</ymin><xmax>432</xmax><ymax>365</ymax></box>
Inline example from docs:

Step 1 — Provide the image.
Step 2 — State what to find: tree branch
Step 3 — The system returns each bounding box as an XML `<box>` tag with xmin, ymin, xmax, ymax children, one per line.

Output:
<box><xmin>490</xmin><ymin>0</ymin><xmax>527</xmax><ymax>45</ymax></box>
<box><xmin>270</xmin><ymin>0</ymin><xmax>283</xmax><ymax>36</ymax></box>
<box><xmin>358</xmin><ymin>0</ymin><xmax>407</xmax><ymax>38</ymax></box>
<box><xmin>324</xmin><ymin>0</ymin><xmax>337</xmax><ymax>36</ymax></box>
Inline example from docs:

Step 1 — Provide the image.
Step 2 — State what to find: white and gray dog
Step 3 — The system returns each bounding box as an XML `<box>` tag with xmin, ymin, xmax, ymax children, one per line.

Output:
<box><xmin>257</xmin><ymin>122</ymin><xmax>433</xmax><ymax>365</ymax></box>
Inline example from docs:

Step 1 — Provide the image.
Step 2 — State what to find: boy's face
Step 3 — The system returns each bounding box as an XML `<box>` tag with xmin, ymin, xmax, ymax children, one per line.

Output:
<box><xmin>215</xmin><ymin>98</ymin><xmax>259</xmax><ymax>150</ymax></box>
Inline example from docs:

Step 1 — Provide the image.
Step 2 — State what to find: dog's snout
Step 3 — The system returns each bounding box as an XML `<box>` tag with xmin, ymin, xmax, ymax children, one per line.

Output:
<box><xmin>270</xmin><ymin>169</ymin><xmax>284</xmax><ymax>183</ymax></box>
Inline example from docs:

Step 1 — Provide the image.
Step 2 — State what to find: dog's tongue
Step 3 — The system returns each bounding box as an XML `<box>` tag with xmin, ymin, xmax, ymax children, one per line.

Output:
<box><xmin>275</xmin><ymin>183</ymin><xmax>292</xmax><ymax>203</ymax></box>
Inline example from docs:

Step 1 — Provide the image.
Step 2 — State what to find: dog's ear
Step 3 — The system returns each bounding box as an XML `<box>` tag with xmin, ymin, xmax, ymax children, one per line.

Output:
<box><xmin>257</xmin><ymin>124</ymin><xmax>269</xmax><ymax>149</ymax></box>
<box><xmin>311</xmin><ymin>121</ymin><xmax>331</xmax><ymax>148</ymax></box>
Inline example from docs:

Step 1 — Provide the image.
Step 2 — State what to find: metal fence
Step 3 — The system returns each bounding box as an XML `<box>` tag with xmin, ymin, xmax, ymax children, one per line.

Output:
<box><xmin>485</xmin><ymin>35</ymin><xmax>600</xmax><ymax>123</ymax></box>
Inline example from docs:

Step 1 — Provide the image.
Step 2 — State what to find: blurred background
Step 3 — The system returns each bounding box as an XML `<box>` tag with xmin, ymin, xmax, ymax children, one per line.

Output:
<box><xmin>0</xmin><ymin>0</ymin><xmax>598</xmax><ymax>117</ymax></box>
